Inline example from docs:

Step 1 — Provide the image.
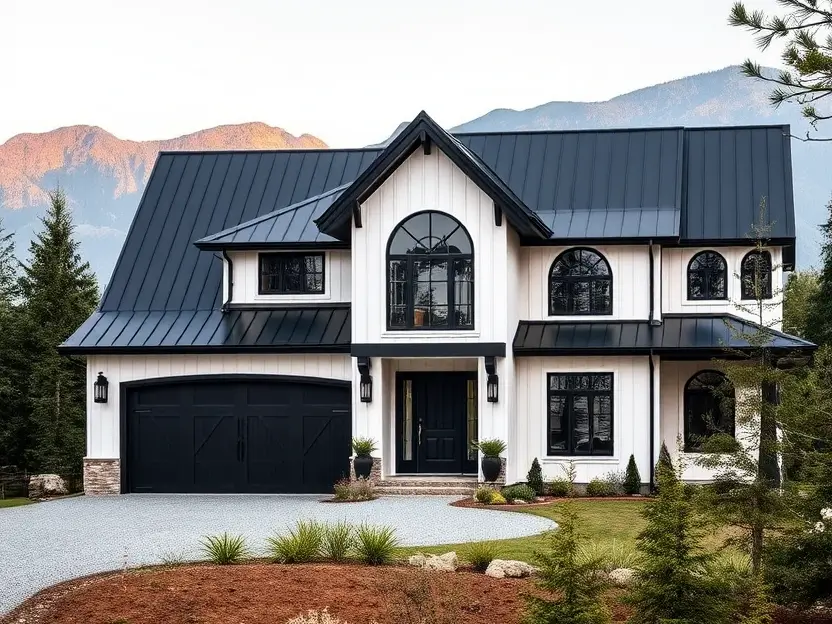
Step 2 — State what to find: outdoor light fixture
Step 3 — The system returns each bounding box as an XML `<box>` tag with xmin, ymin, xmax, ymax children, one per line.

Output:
<box><xmin>485</xmin><ymin>356</ymin><xmax>498</xmax><ymax>403</ymax></box>
<box><xmin>357</xmin><ymin>357</ymin><xmax>372</xmax><ymax>403</ymax></box>
<box><xmin>93</xmin><ymin>372</ymin><xmax>109</xmax><ymax>404</ymax></box>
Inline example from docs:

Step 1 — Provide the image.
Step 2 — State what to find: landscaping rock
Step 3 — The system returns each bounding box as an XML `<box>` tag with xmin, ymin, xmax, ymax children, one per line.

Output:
<box><xmin>608</xmin><ymin>567</ymin><xmax>636</xmax><ymax>587</ymax></box>
<box><xmin>511</xmin><ymin>499</ymin><xmax>528</xmax><ymax>505</ymax></box>
<box><xmin>485</xmin><ymin>559</ymin><xmax>537</xmax><ymax>579</ymax></box>
<box><xmin>28</xmin><ymin>474</ymin><xmax>68</xmax><ymax>499</ymax></box>
<box><xmin>408</xmin><ymin>552</ymin><xmax>459</xmax><ymax>572</ymax></box>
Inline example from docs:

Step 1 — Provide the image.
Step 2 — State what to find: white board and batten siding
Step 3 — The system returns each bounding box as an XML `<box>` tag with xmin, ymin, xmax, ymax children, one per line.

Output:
<box><xmin>86</xmin><ymin>354</ymin><xmax>351</xmax><ymax>460</ymax></box>
<box><xmin>513</xmin><ymin>356</ymin><xmax>651</xmax><ymax>485</ymax></box>
<box><xmin>661</xmin><ymin>246</ymin><xmax>784</xmax><ymax>328</ymax></box>
<box><xmin>226</xmin><ymin>250</ymin><xmax>351</xmax><ymax>305</ymax></box>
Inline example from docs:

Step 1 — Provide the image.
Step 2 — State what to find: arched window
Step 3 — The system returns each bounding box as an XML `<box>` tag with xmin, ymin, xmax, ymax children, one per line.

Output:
<box><xmin>387</xmin><ymin>211</ymin><xmax>473</xmax><ymax>330</ymax></box>
<box><xmin>741</xmin><ymin>250</ymin><xmax>773</xmax><ymax>300</ymax></box>
<box><xmin>684</xmin><ymin>370</ymin><xmax>735</xmax><ymax>452</ymax></box>
<box><xmin>548</xmin><ymin>248</ymin><xmax>612</xmax><ymax>316</ymax></box>
<box><xmin>687</xmin><ymin>251</ymin><xmax>728</xmax><ymax>300</ymax></box>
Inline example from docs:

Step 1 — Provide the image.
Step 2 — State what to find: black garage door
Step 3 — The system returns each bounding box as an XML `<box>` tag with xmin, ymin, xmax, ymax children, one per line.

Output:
<box><xmin>126</xmin><ymin>377</ymin><xmax>351</xmax><ymax>493</ymax></box>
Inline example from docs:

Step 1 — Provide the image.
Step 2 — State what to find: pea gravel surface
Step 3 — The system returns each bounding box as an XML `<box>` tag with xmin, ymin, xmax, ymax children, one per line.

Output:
<box><xmin>0</xmin><ymin>494</ymin><xmax>554</xmax><ymax>614</ymax></box>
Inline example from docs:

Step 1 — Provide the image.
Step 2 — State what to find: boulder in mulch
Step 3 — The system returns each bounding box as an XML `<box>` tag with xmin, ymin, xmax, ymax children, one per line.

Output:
<box><xmin>408</xmin><ymin>552</ymin><xmax>459</xmax><ymax>572</ymax></box>
<box><xmin>485</xmin><ymin>559</ymin><xmax>537</xmax><ymax>579</ymax></box>
<box><xmin>28</xmin><ymin>474</ymin><xmax>68</xmax><ymax>499</ymax></box>
<box><xmin>607</xmin><ymin>567</ymin><xmax>636</xmax><ymax>588</ymax></box>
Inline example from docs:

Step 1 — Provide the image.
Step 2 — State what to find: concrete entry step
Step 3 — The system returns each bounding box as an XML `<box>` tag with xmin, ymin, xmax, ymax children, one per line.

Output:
<box><xmin>377</xmin><ymin>486</ymin><xmax>477</xmax><ymax>496</ymax></box>
<box><xmin>375</xmin><ymin>475</ymin><xmax>478</xmax><ymax>496</ymax></box>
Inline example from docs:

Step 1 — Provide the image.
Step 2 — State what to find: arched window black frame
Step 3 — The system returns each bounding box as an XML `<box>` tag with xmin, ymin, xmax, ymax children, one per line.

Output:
<box><xmin>687</xmin><ymin>251</ymin><xmax>728</xmax><ymax>301</ymax></box>
<box><xmin>548</xmin><ymin>247</ymin><xmax>613</xmax><ymax>316</ymax></box>
<box><xmin>386</xmin><ymin>211</ymin><xmax>474</xmax><ymax>330</ymax></box>
<box><xmin>740</xmin><ymin>250</ymin><xmax>773</xmax><ymax>300</ymax></box>
<box><xmin>683</xmin><ymin>370</ymin><xmax>736</xmax><ymax>452</ymax></box>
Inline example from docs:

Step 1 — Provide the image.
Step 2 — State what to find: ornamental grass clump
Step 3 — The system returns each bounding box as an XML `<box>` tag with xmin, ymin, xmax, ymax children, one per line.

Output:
<box><xmin>354</xmin><ymin>523</ymin><xmax>398</xmax><ymax>565</ymax></box>
<box><xmin>267</xmin><ymin>520</ymin><xmax>324</xmax><ymax>563</ymax></box>
<box><xmin>199</xmin><ymin>532</ymin><xmax>250</xmax><ymax>565</ymax></box>
<box><xmin>321</xmin><ymin>521</ymin><xmax>354</xmax><ymax>562</ymax></box>
<box><xmin>332</xmin><ymin>478</ymin><xmax>376</xmax><ymax>501</ymax></box>
<box><xmin>463</xmin><ymin>541</ymin><xmax>499</xmax><ymax>572</ymax></box>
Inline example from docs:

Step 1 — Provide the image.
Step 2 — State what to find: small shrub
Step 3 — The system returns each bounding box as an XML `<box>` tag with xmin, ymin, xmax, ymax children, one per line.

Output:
<box><xmin>624</xmin><ymin>454</ymin><xmax>642</xmax><ymax>495</ymax></box>
<box><xmin>267</xmin><ymin>520</ymin><xmax>324</xmax><ymax>563</ymax></box>
<box><xmin>381</xmin><ymin>570</ymin><xmax>463</xmax><ymax>624</ymax></box>
<box><xmin>354</xmin><ymin>523</ymin><xmax>398</xmax><ymax>565</ymax></box>
<box><xmin>474</xmin><ymin>486</ymin><xmax>494</xmax><ymax>504</ymax></box>
<box><xmin>527</xmin><ymin>458</ymin><xmax>544</xmax><ymax>495</ymax></box>
<box><xmin>562</xmin><ymin>459</ymin><xmax>577</xmax><ymax>490</ymax></box>
<box><xmin>470</xmin><ymin>438</ymin><xmax>507</xmax><ymax>457</ymax></box>
<box><xmin>333</xmin><ymin>477</ymin><xmax>376</xmax><ymax>501</ymax></box>
<box><xmin>585</xmin><ymin>477</ymin><xmax>615</xmax><ymax>497</ymax></box>
<box><xmin>158</xmin><ymin>549</ymin><xmax>188</xmax><ymax>566</ymax></box>
<box><xmin>351</xmin><ymin>437</ymin><xmax>377</xmax><ymax>456</ymax></box>
<box><xmin>501</xmin><ymin>483</ymin><xmax>537</xmax><ymax>502</ymax></box>
<box><xmin>602</xmin><ymin>470</ymin><xmax>626</xmax><ymax>496</ymax></box>
<box><xmin>547</xmin><ymin>478</ymin><xmax>572</xmax><ymax>497</ymax></box>
<box><xmin>578</xmin><ymin>539</ymin><xmax>640</xmax><ymax>573</ymax></box>
<box><xmin>199</xmin><ymin>532</ymin><xmax>250</xmax><ymax>565</ymax></box>
<box><xmin>321</xmin><ymin>521</ymin><xmax>353</xmax><ymax>562</ymax></box>
<box><xmin>490</xmin><ymin>492</ymin><xmax>507</xmax><ymax>504</ymax></box>
<box><xmin>463</xmin><ymin>542</ymin><xmax>498</xmax><ymax>572</ymax></box>
<box><xmin>284</xmin><ymin>608</ymin><xmax>349</xmax><ymax>624</ymax></box>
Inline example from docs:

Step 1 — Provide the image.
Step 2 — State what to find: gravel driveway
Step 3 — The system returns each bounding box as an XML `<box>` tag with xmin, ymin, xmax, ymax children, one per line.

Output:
<box><xmin>0</xmin><ymin>494</ymin><xmax>554</xmax><ymax>614</ymax></box>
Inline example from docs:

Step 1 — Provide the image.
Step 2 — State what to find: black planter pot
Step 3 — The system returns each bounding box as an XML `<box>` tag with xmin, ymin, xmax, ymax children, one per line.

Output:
<box><xmin>481</xmin><ymin>456</ymin><xmax>502</xmax><ymax>483</ymax></box>
<box><xmin>353</xmin><ymin>455</ymin><xmax>374</xmax><ymax>479</ymax></box>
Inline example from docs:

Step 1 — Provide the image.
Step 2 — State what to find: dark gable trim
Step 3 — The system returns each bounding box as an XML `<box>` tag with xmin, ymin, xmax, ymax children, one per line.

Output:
<box><xmin>351</xmin><ymin>342</ymin><xmax>506</xmax><ymax>358</ymax></box>
<box><xmin>315</xmin><ymin>111</ymin><xmax>552</xmax><ymax>241</ymax></box>
<box><xmin>118</xmin><ymin>374</ymin><xmax>352</xmax><ymax>493</ymax></box>
<box><xmin>224</xmin><ymin>302</ymin><xmax>349</xmax><ymax>311</ymax></box>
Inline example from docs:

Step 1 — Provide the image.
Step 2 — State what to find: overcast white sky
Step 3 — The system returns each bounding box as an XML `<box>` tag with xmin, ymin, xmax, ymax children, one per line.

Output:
<box><xmin>1</xmin><ymin>0</ymin><xmax>786</xmax><ymax>147</ymax></box>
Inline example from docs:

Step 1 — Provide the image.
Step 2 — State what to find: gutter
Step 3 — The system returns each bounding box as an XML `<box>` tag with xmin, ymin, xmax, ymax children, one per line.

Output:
<box><xmin>649</xmin><ymin>349</ymin><xmax>656</xmax><ymax>491</ymax></box>
<box><xmin>222</xmin><ymin>250</ymin><xmax>233</xmax><ymax>312</ymax></box>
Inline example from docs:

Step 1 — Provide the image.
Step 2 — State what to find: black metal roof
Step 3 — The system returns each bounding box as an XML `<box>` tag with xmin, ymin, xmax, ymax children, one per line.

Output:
<box><xmin>58</xmin><ymin>306</ymin><xmax>351</xmax><ymax>354</ymax></box>
<box><xmin>513</xmin><ymin>314</ymin><xmax>815</xmax><ymax>356</ymax></box>
<box><xmin>314</xmin><ymin>111</ymin><xmax>553</xmax><ymax>240</ymax></box>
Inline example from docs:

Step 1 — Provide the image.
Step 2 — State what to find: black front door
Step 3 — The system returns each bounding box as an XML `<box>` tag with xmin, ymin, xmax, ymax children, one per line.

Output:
<box><xmin>395</xmin><ymin>372</ymin><xmax>478</xmax><ymax>474</ymax></box>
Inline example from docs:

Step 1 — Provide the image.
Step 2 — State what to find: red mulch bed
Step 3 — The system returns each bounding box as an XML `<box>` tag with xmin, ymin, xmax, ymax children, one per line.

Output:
<box><xmin>451</xmin><ymin>495</ymin><xmax>650</xmax><ymax>509</ymax></box>
<box><xmin>2</xmin><ymin>563</ymin><xmax>829</xmax><ymax>624</ymax></box>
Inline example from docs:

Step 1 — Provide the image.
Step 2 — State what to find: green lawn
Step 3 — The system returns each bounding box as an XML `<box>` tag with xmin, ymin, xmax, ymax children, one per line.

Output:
<box><xmin>399</xmin><ymin>500</ymin><xmax>734</xmax><ymax>564</ymax></box>
<box><xmin>0</xmin><ymin>497</ymin><xmax>32</xmax><ymax>509</ymax></box>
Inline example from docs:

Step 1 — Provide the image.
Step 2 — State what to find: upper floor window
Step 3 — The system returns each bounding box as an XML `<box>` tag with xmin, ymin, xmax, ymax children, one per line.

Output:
<box><xmin>687</xmin><ymin>251</ymin><xmax>727</xmax><ymax>300</ymax></box>
<box><xmin>258</xmin><ymin>253</ymin><xmax>324</xmax><ymax>295</ymax></box>
<box><xmin>741</xmin><ymin>250</ymin><xmax>773</xmax><ymax>300</ymax></box>
<box><xmin>387</xmin><ymin>211</ymin><xmax>473</xmax><ymax>330</ymax></box>
<box><xmin>684</xmin><ymin>370</ymin><xmax>735</xmax><ymax>452</ymax></box>
<box><xmin>549</xmin><ymin>248</ymin><xmax>612</xmax><ymax>316</ymax></box>
<box><xmin>547</xmin><ymin>373</ymin><xmax>614</xmax><ymax>456</ymax></box>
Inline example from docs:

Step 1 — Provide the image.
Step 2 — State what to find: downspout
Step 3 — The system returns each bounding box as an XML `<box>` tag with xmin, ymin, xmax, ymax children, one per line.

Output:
<box><xmin>222</xmin><ymin>250</ymin><xmax>233</xmax><ymax>311</ymax></box>
<box><xmin>648</xmin><ymin>240</ymin><xmax>657</xmax><ymax>325</ymax></box>
<box><xmin>649</xmin><ymin>349</ymin><xmax>656</xmax><ymax>491</ymax></box>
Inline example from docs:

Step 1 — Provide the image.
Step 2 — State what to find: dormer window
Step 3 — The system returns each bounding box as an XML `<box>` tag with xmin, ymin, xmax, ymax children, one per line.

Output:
<box><xmin>259</xmin><ymin>253</ymin><xmax>324</xmax><ymax>295</ymax></box>
<box><xmin>387</xmin><ymin>211</ymin><xmax>474</xmax><ymax>330</ymax></box>
<box><xmin>687</xmin><ymin>251</ymin><xmax>727</xmax><ymax>300</ymax></box>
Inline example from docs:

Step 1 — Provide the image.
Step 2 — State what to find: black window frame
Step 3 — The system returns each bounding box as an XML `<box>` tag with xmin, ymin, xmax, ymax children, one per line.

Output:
<box><xmin>687</xmin><ymin>250</ymin><xmax>728</xmax><ymax>301</ymax></box>
<box><xmin>386</xmin><ymin>210</ymin><xmax>474</xmax><ymax>331</ymax></box>
<box><xmin>546</xmin><ymin>373</ymin><xmax>614</xmax><ymax>457</ymax></box>
<box><xmin>548</xmin><ymin>247</ymin><xmax>613</xmax><ymax>316</ymax></box>
<box><xmin>258</xmin><ymin>252</ymin><xmax>325</xmax><ymax>295</ymax></box>
<box><xmin>683</xmin><ymin>369</ymin><xmax>736</xmax><ymax>453</ymax></box>
<box><xmin>740</xmin><ymin>250</ymin><xmax>773</xmax><ymax>300</ymax></box>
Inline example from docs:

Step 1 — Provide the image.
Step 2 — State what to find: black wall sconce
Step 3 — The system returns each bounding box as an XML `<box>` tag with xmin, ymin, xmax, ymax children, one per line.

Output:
<box><xmin>93</xmin><ymin>372</ymin><xmax>109</xmax><ymax>404</ymax></box>
<box><xmin>485</xmin><ymin>356</ymin><xmax>498</xmax><ymax>403</ymax></box>
<box><xmin>357</xmin><ymin>357</ymin><xmax>372</xmax><ymax>403</ymax></box>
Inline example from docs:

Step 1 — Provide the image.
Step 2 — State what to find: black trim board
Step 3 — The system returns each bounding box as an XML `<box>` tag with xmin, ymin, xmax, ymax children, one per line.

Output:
<box><xmin>351</xmin><ymin>342</ymin><xmax>506</xmax><ymax>357</ymax></box>
<box><xmin>118</xmin><ymin>374</ymin><xmax>351</xmax><ymax>494</ymax></box>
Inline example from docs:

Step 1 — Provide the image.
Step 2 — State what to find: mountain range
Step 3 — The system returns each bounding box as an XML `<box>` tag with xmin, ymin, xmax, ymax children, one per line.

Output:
<box><xmin>1</xmin><ymin>65</ymin><xmax>828</xmax><ymax>282</ymax></box>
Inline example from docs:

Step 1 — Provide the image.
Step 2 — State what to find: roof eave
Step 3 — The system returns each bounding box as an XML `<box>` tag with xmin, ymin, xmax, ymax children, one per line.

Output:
<box><xmin>194</xmin><ymin>240</ymin><xmax>349</xmax><ymax>251</ymax></box>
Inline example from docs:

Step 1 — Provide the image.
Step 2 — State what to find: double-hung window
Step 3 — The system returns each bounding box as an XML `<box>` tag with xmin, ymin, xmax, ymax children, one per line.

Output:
<box><xmin>547</xmin><ymin>373</ymin><xmax>613</xmax><ymax>456</ymax></box>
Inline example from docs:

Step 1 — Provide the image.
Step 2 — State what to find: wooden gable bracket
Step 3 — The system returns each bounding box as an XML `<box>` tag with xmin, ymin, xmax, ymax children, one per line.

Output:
<box><xmin>494</xmin><ymin>203</ymin><xmax>503</xmax><ymax>227</ymax></box>
<box><xmin>352</xmin><ymin>199</ymin><xmax>362</xmax><ymax>228</ymax></box>
<box><xmin>420</xmin><ymin>130</ymin><xmax>432</xmax><ymax>155</ymax></box>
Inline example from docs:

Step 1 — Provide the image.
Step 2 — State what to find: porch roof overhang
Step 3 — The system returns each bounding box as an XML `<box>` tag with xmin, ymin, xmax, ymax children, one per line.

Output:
<box><xmin>512</xmin><ymin>314</ymin><xmax>816</xmax><ymax>358</ymax></box>
<box><xmin>351</xmin><ymin>342</ymin><xmax>506</xmax><ymax>358</ymax></box>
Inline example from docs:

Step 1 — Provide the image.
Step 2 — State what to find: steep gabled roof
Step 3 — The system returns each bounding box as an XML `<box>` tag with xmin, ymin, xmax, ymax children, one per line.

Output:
<box><xmin>314</xmin><ymin>111</ymin><xmax>554</xmax><ymax>240</ymax></box>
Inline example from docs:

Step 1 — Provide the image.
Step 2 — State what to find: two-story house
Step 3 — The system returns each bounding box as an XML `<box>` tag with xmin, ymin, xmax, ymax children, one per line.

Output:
<box><xmin>61</xmin><ymin>112</ymin><xmax>815</xmax><ymax>495</ymax></box>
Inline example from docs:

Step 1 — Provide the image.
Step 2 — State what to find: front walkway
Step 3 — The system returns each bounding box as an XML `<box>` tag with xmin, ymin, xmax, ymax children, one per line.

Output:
<box><xmin>0</xmin><ymin>494</ymin><xmax>554</xmax><ymax>614</ymax></box>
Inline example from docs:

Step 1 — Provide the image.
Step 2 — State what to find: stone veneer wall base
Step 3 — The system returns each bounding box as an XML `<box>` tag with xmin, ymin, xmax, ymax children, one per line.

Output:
<box><xmin>83</xmin><ymin>458</ymin><xmax>121</xmax><ymax>495</ymax></box>
<box><xmin>349</xmin><ymin>457</ymin><xmax>382</xmax><ymax>484</ymax></box>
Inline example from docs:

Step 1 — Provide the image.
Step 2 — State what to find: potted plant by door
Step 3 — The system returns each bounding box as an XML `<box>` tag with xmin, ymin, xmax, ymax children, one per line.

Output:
<box><xmin>352</xmin><ymin>437</ymin><xmax>377</xmax><ymax>480</ymax></box>
<box><xmin>471</xmin><ymin>439</ymin><xmax>507</xmax><ymax>483</ymax></box>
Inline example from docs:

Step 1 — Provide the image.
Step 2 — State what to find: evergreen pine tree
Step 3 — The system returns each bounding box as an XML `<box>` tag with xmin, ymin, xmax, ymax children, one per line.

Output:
<box><xmin>527</xmin><ymin>457</ymin><xmax>544</xmax><ymax>496</ymax></box>
<box><xmin>625</xmin><ymin>460</ymin><xmax>734</xmax><ymax>624</ymax></box>
<box><xmin>524</xmin><ymin>504</ymin><xmax>611</xmax><ymax>624</ymax></box>
<box><xmin>806</xmin><ymin>198</ymin><xmax>832</xmax><ymax>345</ymax></box>
<box><xmin>624</xmin><ymin>454</ymin><xmax>641</xmax><ymax>495</ymax></box>
<box><xmin>18</xmin><ymin>189</ymin><xmax>99</xmax><ymax>473</ymax></box>
<box><xmin>654</xmin><ymin>442</ymin><xmax>674</xmax><ymax>491</ymax></box>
